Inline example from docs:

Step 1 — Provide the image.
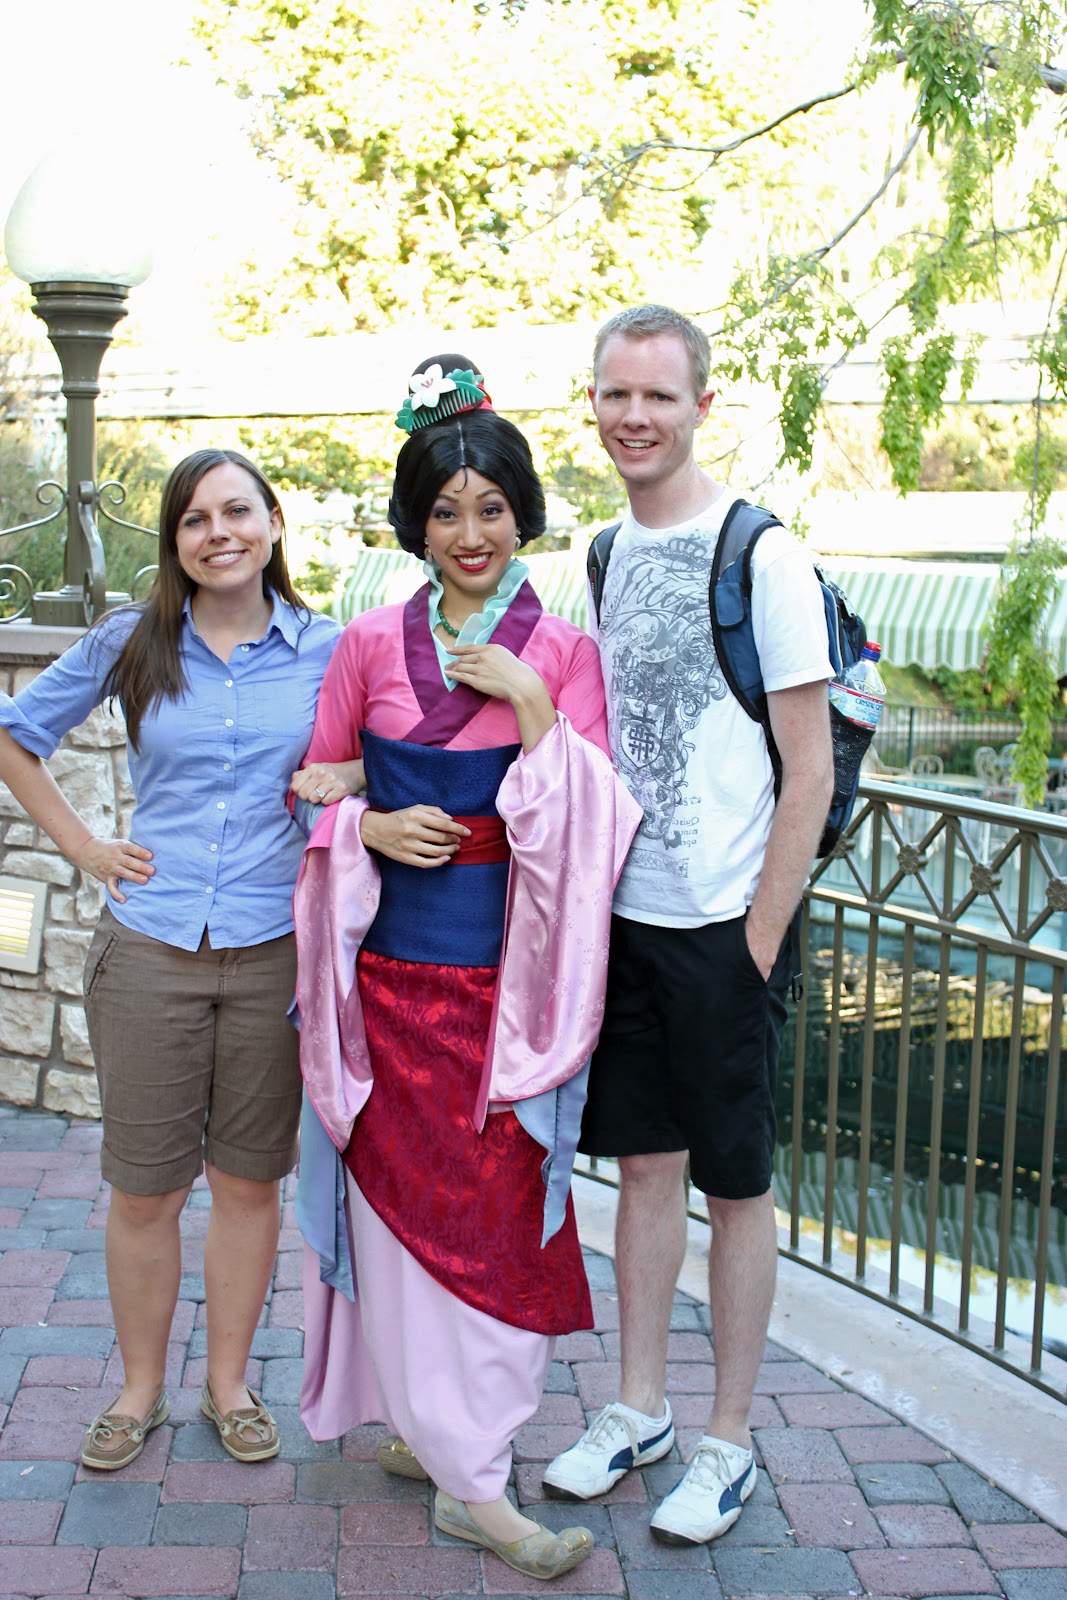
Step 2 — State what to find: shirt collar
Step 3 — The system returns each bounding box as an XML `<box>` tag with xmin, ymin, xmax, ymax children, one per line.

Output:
<box><xmin>181</xmin><ymin>590</ymin><xmax>301</xmax><ymax>650</ymax></box>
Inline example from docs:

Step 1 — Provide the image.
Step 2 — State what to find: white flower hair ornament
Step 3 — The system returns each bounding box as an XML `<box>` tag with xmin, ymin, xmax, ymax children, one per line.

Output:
<box><xmin>395</xmin><ymin>367</ymin><xmax>492</xmax><ymax>433</ymax></box>
<box><xmin>409</xmin><ymin>364</ymin><xmax>456</xmax><ymax>410</ymax></box>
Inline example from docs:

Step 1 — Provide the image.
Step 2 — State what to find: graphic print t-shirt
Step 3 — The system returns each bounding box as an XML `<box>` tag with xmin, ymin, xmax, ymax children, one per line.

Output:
<box><xmin>599</xmin><ymin>495</ymin><xmax>832</xmax><ymax>928</ymax></box>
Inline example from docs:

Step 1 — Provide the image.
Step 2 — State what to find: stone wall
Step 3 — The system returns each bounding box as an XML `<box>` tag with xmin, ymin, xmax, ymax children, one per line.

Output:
<box><xmin>0</xmin><ymin>629</ymin><xmax>131</xmax><ymax>1117</ymax></box>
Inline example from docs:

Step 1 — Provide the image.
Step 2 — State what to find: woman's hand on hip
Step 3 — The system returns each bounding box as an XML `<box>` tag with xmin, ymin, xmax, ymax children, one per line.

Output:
<box><xmin>69</xmin><ymin>836</ymin><xmax>154</xmax><ymax>902</ymax></box>
<box><xmin>359</xmin><ymin>805</ymin><xmax>470</xmax><ymax>867</ymax></box>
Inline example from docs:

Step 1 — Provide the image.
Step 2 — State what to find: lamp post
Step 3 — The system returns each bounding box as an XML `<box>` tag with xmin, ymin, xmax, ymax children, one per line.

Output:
<box><xmin>3</xmin><ymin>142</ymin><xmax>154</xmax><ymax>627</ymax></box>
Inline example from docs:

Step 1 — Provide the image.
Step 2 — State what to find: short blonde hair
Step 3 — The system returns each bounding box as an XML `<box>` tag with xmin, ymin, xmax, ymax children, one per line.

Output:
<box><xmin>593</xmin><ymin>304</ymin><xmax>711</xmax><ymax>397</ymax></box>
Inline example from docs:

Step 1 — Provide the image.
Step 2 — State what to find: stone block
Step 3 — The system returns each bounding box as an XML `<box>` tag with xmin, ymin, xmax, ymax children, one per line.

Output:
<box><xmin>340</xmin><ymin>1502</ymin><xmax>429</xmax><ymax>1545</ymax></box>
<box><xmin>877</xmin><ymin>1503</ymin><xmax>974</xmax><ymax>1547</ymax></box>
<box><xmin>855</xmin><ymin>1462</ymin><xmax>952</xmax><ymax>1506</ymax></box>
<box><xmin>839</xmin><ymin>1425</ymin><xmax>950</xmax><ymax>1465</ymax></box>
<box><xmin>114</xmin><ymin>754</ymin><xmax>135</xmax><ymax>804</ymax></box>
<box><xmin>624</xmin><ymin>1575</ymin><xmax>725</xmax><ymax>1600</ymax></box>
<box><xmin>851</xmin><ymin>1547</ymin><xmax>998</xmax><ymax>1597</ymax></box>
<box><xmin>161</xmin><ymin>1460</ymin><xmax>295</xmax><ymax>1504</ymax></box>
<box><xmin>936</xmin><ymin>1463</ymin><xmax>1036</xmax><ymax>1524</ymax></box>
<box><xmin>0</xmin><ymin>1354</ymin><xmax>28</xmax><ymax>1405</ymax></box>
<box><xmin>43</xmin><ymin>928</ymin><xmax>93</xmax><ymax>997</ymax></box>
<box><xmin>259</xmin><ymin>1358</ymin><xmax>304</xmax><ymax>1407</ymax></box>
<box><xmin>2</xmin><ymin>850</ymin><xmax>75</xmax><ymax>886</ymax></box>
<box><xmin>238</xmin><ymin>1576</ymin><xmax>338</xmax><ymax>1600</ymax></box>
<box><xmin>50</xmin><ymin>747</ymin><xmax>116</xmax><ymax>838</ymax></box>
<box><xmin>335</xmin><ymin>1544</ymin><xmax>481</xmax><ymax>1596</ymax></box>
<box><xmin>243</xmin><ymin>1503</ymin><xmax>338</xmax><ymax>1571</ymax></box>
<box><xmin>0</xmin><ymin>1545</ymin><xmax>95</xmax><ymax>1594</ymax></box>
<box><xmin>49</xmin><ymin>891</ymin><xmax>75</xmax><ymax>923</ymax></box>
<box><xmin>66</xmin><ymin>700</ymin><xmax>127</xmax><ymax>748</ymax></box>
<box><xmin>712</xmin><ymin>1546</ymin><xmax>859</xmax><ymax>1595</ymax></box>
<box><xmin>76</xmin><ymin>876</ymin><xmax>106</xmax><ymax>922</ymax></box>
<box><xmin>0</xmin><ymin>1248</ymin><xmax>70</xmax><ymax>1294</ymax></box>
<box><xmin>91</xmin><ymin>1544</ymin><xmax>242</xmax><ymax>1597</ymax></box>
<box><xmin>0</xmin><ymin>1496</ymin><xmax>64</xmax><ymax>1542</ymax></box>
<box><xmin>56</xmin><ymin>1479</ymin><xmax>160</xmax><ymax>1546</ymax></box>
<box><xmin>0</xmin><ymin>1323</ymin><xmax>114</xmax><ymax>1361</ymax></box>
<box><xmin>151</xmin><ymin>1501</ymin><xmax>248</xmax><ymax>1546</ymax></box>
<box><xmin>0</xmin><ymin>1057</ymin><xmax>40</xmax><ymax>1108</ymax></box>
<box><xmin>0</xmin><ymin>993</ymin><xmax>55</xmax><ymax>1056</ymax></box>
<box><xmin>754</xmin><ymin>1425</ymin><xmax>854</xmax><ymax>1484</ymax></box>
<box><xmin>42</xmin><ymin>1067</ymin><xmax>99</xmax><ymax>1119</ymax></box>
<box><xmin>296</xmin><ymin>1460</ymin><xmax>426</xmax><ymax>1505</ymax></box>
<box><xmin>3</xmin><ymin>823</ymin><xmax>36</xmax><ymax>847</ymax></box>
<box><xmin>59</xmin><ymin>1006</ymin><xmax>94</xmax><ymax>1068</ymax></box>
<box><xmin>973</xmin><ymin>1523</ymin><xmax>1067</xmax><ymax>1567</ymax></box>
<box><xmin>1001</xmin><ymin>1572</ymin><xmax>1067</xmax><ymax>1599</ymax></box>
<box><xmin>0</xmin><ymin>1458</ymin><xmax>77</xmax><ymax>1501</ymax></box>
<box><xmin>777</xmin><ymin>1481</ymin><xmax>885</xmax><ymax>1549</ymax></box>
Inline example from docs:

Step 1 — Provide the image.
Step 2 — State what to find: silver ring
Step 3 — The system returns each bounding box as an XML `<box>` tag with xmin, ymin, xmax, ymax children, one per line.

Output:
<box><xmin>314</xmin><ymin>786</ymin><xmax>326</xmax><ymax>799</ymax></box>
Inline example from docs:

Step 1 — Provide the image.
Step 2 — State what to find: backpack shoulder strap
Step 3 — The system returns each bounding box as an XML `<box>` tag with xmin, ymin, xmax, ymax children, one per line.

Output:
<box><xmin>709</xmin><ymin>498</ymin><xmax>782</xmax><ymax>724</ymax></box>
<box><xmin>587</xmin><ymin>522</ymin><xmax>621</xmax><ymax>623</ymax></box>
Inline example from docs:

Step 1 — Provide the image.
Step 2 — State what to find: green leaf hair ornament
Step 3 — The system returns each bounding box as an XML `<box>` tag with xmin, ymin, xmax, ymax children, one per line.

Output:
<box><xmin>395</xmin><ymin>365</ymin><xmax>491</xmax><ymax>433</ymax></box>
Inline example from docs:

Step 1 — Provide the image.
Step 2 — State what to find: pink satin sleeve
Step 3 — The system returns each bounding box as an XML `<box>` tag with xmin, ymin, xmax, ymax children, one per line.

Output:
<box><xmin>475</xmin><ymin>714</ymin><xmax>642</xmax><ymax>1123</ymax></box>
<box><xmin>293</xmin><ymin>796</ymin><xmax>380</xmax><ymax>1148</ymax></box>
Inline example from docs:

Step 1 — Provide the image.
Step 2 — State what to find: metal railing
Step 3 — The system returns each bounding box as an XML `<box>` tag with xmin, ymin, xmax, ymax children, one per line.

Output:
<box><xmin>875</xmin><ymin>703</ymin><xmax>1067</xmax><ymax>776</ymax></box>
<box><xmin>576</xmin><ymin>778</ymin><xmax>1067</xmax><ymax>1398</ymax></box>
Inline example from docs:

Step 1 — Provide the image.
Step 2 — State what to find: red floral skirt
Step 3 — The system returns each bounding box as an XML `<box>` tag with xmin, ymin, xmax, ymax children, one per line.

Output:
<box><xmin>344</xmin><ymin>948</ymin><xmax>592</xmax><ymax>1335</ymax></box>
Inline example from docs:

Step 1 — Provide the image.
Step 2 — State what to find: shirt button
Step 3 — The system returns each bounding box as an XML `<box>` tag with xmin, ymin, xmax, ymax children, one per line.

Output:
<box><xmin>224</xmin><ymin>718</ymin><xmax>234</xmax><ymax>727</ymax></box>
<box><xmin>209</xmin><ymin>843</ymin><xmax>218</xmax><ymax>853</ymax></box>
<box><xmin>241</xmin><ymin>644</ymin><xmax>250</xmax><ymax>652</ymax></box>
<box><xmin>217</xmin><ymin>801</ymin><xmax>226</xmax><ymax>811</ymax></box>
<box><xmin>225</xmin><ymin>679</ymin><xmax>234</xmax><ymax>688</ymax></box>
<box><xmin>223</xmin><ymin>762</ymin><xmax>232</xmax><ymax>771</ymax></box>
<box><xmin>204</xmin><ymin>886</ymin><xmax>213</xmax><ymax>894</ymax></box>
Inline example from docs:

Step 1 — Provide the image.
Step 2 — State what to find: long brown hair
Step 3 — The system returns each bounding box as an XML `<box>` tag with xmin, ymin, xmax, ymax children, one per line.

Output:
<box><xmin>100</xmin><ymin>449</ymin><xmax>304</xmax><ymax>750</ymax></box>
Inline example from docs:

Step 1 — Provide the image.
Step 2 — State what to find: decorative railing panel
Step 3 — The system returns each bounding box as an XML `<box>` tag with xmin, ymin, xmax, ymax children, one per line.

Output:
<box><xmin>577</xmin><ymin>778</ymin><xmax>1067</xmax><ymax>1398</ymax></box>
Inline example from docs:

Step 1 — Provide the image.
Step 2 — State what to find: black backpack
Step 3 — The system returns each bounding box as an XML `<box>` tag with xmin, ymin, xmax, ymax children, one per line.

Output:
<box><xmin>587</xmin><ymin>499</ymin><xmax>870</xmax><ymax>857</ymax></box>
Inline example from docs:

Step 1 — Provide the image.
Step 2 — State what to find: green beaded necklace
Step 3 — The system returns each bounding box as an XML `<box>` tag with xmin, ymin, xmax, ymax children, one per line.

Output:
<box><xmin>437</xmin><ymin>608</ymin><xmax>462</xmax><ymax>638</ymax></box>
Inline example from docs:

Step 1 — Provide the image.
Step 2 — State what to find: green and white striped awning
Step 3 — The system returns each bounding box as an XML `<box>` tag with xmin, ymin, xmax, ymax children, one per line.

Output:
<box><xmin>821</xmin><ymin>559</ymin><xmax>1067</xmax><ymax>676</ymax></box>
<box><xmin>333</xmin><ymin>548</ymin><xmax>1067</xmax><ymax>675</ymax></box>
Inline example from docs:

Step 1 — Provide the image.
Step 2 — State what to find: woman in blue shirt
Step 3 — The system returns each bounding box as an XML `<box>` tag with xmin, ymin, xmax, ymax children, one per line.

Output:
<box><xmin>0</xmin><ymin>449</ymin><xmax>339</xmax><ymax>1470</ymax></box>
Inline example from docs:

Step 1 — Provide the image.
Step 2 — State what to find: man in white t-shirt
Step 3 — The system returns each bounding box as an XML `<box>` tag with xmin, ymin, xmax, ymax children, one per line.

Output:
<box><xmin>544</xmin><ymin>305</ymin><xmax>834</xmax><ymax>1545</ymax></box>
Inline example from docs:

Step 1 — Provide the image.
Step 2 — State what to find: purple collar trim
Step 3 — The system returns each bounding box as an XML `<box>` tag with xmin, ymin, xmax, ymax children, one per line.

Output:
<box><xmin>402</xmin><ymin>580</ymin><xmax>543</xmax><ymax>746</ymax></box>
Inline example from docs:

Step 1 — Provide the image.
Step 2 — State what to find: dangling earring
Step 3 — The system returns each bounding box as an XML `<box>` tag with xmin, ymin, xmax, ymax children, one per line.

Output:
<box><xmin>514</xmin><ymin>533</ymin><xmax>522</xmax><ymax>550</ymax></box>
<box><xmin>424</xmin><ymin>544</ymin><xmax>431</xmax><ymax>560</ymax></box>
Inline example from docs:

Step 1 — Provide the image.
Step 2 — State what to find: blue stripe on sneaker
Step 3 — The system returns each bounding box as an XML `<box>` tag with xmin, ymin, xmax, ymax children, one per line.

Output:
<box><xmin>718</xmin><ymin>1463</ymin><xmax>754</xmax><ymax>1514</ymax></box>
<box><xmin>608</xmin><ymin>1419</ymin><xmax>672</xmax><ymax>1475</ymax></box>
<box><xmin>639</xmin><ymin>1421</ymin><xmax>674</xmax><ymax>1456</ymax></box>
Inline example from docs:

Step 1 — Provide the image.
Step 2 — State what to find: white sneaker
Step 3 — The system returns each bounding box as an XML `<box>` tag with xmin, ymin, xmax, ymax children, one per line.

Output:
<box><xmin>650</xmin><ymin>1435</ymin><xmax>756</xmax><ymax>1545</ymax></box>
<box><xmin>542</xmin><ymin>1401</ymin><xmax>675</xmax><ymax>1500</ymax></box>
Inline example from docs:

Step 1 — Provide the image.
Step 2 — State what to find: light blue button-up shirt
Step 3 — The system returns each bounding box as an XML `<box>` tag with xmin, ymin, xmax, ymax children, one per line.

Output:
<box><xmin>1</xmin><ymin>595</ymin><xmax>339</xmax><ymax>951</ymax></box>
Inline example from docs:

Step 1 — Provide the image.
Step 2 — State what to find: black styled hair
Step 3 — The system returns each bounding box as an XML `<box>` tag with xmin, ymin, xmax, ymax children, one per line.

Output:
<box><xmin>388</xmin><ymin>410</ymin><xmax>546</xmax><ymax>556</ymax></box>
<box><xmin>413</xmin><ymin>351</ymin><xmax>481</xmax><ymax>379</ymax></box>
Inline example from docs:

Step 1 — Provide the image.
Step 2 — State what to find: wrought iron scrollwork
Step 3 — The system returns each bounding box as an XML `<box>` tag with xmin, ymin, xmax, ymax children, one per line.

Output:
<box><xmin>0</xmin><ymin>564</ymin><xmax>34</xmax><ymax>622</ymax></box>
<box><xmin>97</xmin><ymin>480</ymin><xmax>159</xmax><ymax>540</ymax></box>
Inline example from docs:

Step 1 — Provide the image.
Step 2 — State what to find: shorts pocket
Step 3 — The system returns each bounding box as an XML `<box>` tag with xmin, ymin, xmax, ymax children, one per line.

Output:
<box><xmin>83</xmin><ymin>926</ymin><xmax>119</xmax><ymax>1002</ymax></box>
<box><xmin>733</xmin><ymin>913</ymin><xmax>767</xmax><ymax>987</ymax></box>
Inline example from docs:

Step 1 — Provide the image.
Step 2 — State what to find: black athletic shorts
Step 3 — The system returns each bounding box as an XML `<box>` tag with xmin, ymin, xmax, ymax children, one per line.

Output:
<box><xmin>578</xmin><ymin>912</ymin><xmax>790</xmax><ymax>1200</ymax></box>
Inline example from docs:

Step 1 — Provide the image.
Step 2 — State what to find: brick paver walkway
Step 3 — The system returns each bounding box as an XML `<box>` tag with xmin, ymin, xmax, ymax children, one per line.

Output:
<box><xmin>1</xmin><ymin>1104</ymin><xmax>1065</xmax><ymax>1599</ymax></box>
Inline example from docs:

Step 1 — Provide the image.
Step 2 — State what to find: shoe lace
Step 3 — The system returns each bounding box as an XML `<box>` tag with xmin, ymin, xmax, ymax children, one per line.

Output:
<box><xmin>686</xmin><ymin>1442</ymin><xmax>741</xmax><ymax>1491</ymax></box>
<box><xmin>580</xmin><ymin>1403</ymin><xmax>643</xmax><ymax>1455</ymax></box>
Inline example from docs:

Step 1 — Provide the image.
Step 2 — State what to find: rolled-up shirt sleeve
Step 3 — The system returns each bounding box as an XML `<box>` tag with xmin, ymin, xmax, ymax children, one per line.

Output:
<box><xmin>0</xmin><ymin>618</ymin><xmax>128</xmax><ymax>758</ymax></box>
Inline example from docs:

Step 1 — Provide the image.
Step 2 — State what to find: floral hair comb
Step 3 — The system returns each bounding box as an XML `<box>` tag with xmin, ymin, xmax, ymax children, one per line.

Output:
<box><xmin>395</xmin><ymin>364</ymin><xmax>492</xmax><ymax>433</ymax></box>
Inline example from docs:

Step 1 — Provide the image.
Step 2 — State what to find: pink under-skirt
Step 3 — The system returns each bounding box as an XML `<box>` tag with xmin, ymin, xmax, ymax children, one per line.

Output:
<box><xmin>300</xmin><ymin>1169</ymin><xmax>554</xmax><ymax>1501</ymax></box>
